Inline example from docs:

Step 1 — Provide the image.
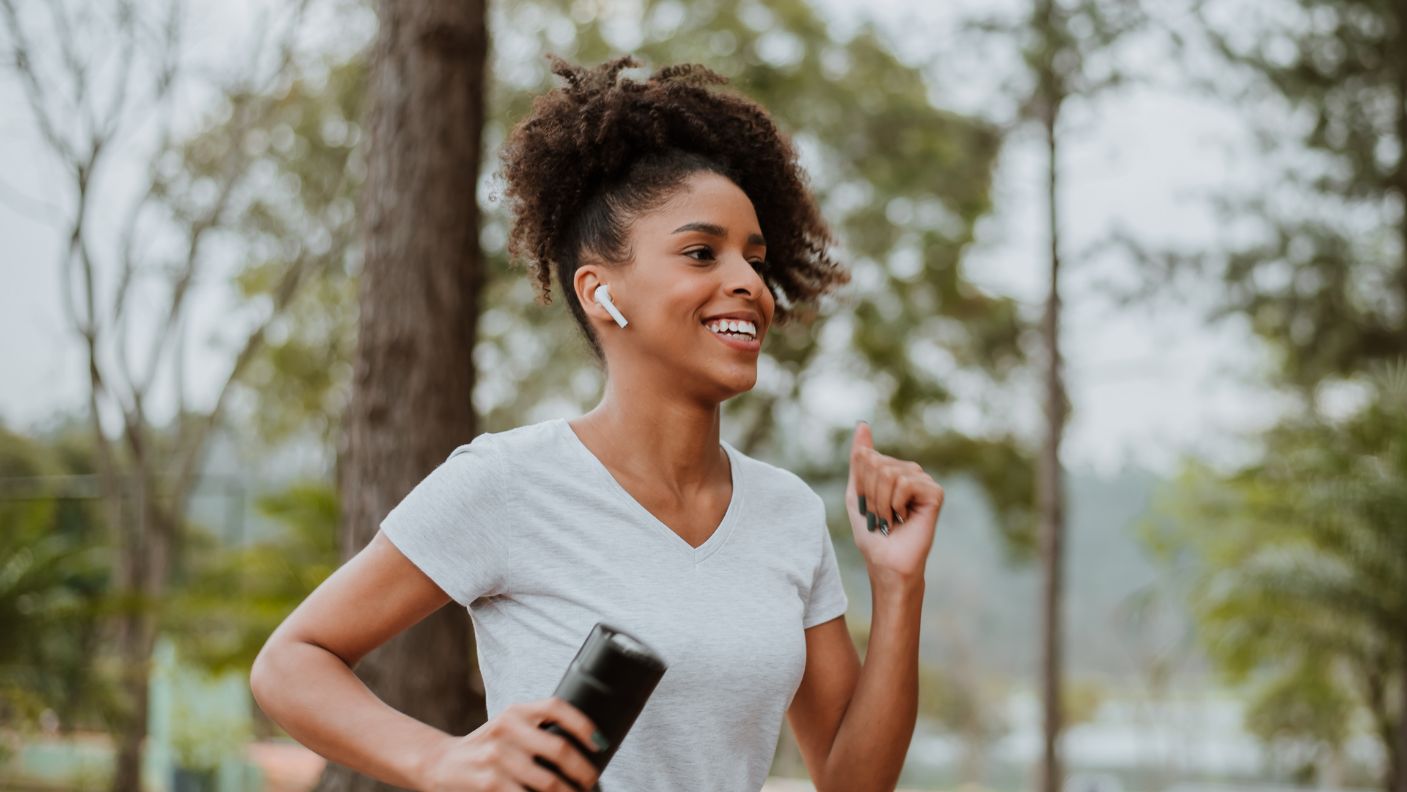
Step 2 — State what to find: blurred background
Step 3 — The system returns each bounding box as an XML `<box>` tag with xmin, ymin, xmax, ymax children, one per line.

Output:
<box><xmin>1</xmin><ymin>0</ymin><xmax>1404</xmax><ymax>791</ymax></box>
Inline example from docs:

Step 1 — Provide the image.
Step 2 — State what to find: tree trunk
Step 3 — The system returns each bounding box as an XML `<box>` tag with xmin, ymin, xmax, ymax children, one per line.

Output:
<box><xmin>109</xmin><ymin>610</ymin><xmax>159</xmax><ymax>792</ymax></box>
<box><xmin>1036</xmin><ymin>27</ymin><xmax>1068</xmax><ymax>792</ymax></box>
<box><xmin>110</xmin><ymin>466</ymin><xmax>177</xmax><ymax>792</ymax></box>
<box><xmin>1395</xmin><ymin>0</ymin><xmax>1407</xmax><ymax>354</ymax></box>
<box><xmin>313</xmin><ymin>2</ymin><xmax>490</xmax><ymax>791</ymax></box>
<box><xmin>1394</xmin><ymin>646</ymin><xmax>1406</xmax><ymax>792</ymax></box>
<box><xmin>1392</xmin><ymin>59</ymin><xmax>1407</xmax><ymax>792</ymax></box>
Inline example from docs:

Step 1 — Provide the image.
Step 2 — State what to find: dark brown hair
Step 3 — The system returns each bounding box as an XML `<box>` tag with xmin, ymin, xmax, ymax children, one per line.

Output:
<box><xmin>494</xmin><ymin>53</ymin><xmax>849</xmax><ymax>364</ymax></box>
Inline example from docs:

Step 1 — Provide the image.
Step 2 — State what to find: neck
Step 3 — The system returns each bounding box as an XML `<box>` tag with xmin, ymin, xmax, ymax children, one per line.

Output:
<box><xmin>571</xmin><ymin>371</ymin><xmax>727</xmax><ymax>497</ymax></box>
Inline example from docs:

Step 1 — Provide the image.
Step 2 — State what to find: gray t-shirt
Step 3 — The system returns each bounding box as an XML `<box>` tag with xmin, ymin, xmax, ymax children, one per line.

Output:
<box><xmin>380</xmin><ymin>417</ymin><xmax>849</xmax><ymax>792</ymax></box>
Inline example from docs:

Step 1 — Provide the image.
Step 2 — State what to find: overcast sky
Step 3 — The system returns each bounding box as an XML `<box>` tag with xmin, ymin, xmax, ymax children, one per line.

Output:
<box><xmin>0</xmin><ymin>0</ymin><xmax>1308</xmax><ymax>479</ymax></box>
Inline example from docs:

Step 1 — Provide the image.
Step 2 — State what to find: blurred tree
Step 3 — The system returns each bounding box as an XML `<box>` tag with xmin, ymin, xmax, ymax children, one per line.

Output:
<box><xmin>0</xmin><ymin>422</ymin><xmax>111</xmax><ymax>741</ymax></box>
<box><xmin>1116</xmin><ymin>0</ymin><xmax>1407</xmax><ymax>412</ymax></box>
<box><xmin>317</xmin><ymin>2</ymin><xmax>491</xmax><ymax>791</ymax></box>
<box><xmin>1111</xmin><ymin>579</ymin><xmax>1200</xmax><ymax>790</ymax></box>
<box><xmin>0</xmin><ymin>414</ymin><xmax>338</xmax><ymax>773</ymax></box>
<box><xmin>0</xmin><ymin>0</ymin><xmax>347</xmax><ymax>788</ymax></box>
<box><xmin>961</xmin><ymin>0</ymin><xmax>1147</xmax><ymax>788</ymax></box>
<box><xmin>217</xmin><ymin>56</ymin><xmax>369</xmax><ymax>461</ymax></box>
<box><xmin>164</xmin><ymin>483</ymin><xmax>339</xmax><ymax>676</ymax></box>
<box><xmin>1244</xmin><ymin>654</ymin><xmax>1355</xmax><ymax>787</ymax></box>
<box><xmin>1120</xmin><ymin>4</ymin><xmax>1407</xmax><ymax>789</ymax></box>
<box><xmin>918</xmin><ymin>662</ymin><xmax>1011</xmax><ymax>786</ymax></box>
<box><xmin>1142</xmin><ymin>359</ymin><xmax>1407</xmax><ymax>792</ymax></box>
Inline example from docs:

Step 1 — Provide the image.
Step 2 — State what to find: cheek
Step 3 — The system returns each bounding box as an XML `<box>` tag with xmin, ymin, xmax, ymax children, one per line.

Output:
<box><xmin>660</xmin><ymin>277</ymin><xmax>717</xmax><ymax>319</ymax></box>
<box><xmin>635</xmin><ymin>293</ymin><xmax>702</xmax><ymax>338</ymax></box>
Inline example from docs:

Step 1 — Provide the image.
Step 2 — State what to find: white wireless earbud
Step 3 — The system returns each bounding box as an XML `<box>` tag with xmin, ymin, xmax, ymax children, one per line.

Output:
<box><xmin>594</xmin><ymin>284</ymin><xmax>629</xmax><ymax>328</ymax></box>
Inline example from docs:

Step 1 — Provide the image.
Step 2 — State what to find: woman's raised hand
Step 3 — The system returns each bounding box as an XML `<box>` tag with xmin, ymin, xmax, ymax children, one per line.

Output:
<box><xmin>417</xmin><ymin>697</ymin><xmax>602</xmax><ymax>792</ymax></box>
<box><xmin>844</xmin><ymin>420</ymin><xmax>942</xmax><ymax>583</ymax></box>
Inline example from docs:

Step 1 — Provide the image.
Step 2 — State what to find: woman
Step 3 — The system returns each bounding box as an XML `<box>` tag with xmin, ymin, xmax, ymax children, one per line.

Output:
<box><xmin>251</xmin><ymin>54</ymin><xmax>943</xmax><ymax>792</ymax></box>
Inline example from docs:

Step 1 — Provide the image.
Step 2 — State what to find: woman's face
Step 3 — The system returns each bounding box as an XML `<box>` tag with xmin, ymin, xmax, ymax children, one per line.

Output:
<box><xmin>580</xmin><ymin>169</ymin><xmax>777</xmax><ymax>402</ymax></box>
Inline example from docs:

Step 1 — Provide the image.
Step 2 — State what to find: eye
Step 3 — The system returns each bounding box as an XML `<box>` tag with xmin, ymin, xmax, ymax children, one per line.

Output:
<box><xmin>684</xmin><ymin>247</ymin><xmax>768</xmax><ymax>271</ymax></box>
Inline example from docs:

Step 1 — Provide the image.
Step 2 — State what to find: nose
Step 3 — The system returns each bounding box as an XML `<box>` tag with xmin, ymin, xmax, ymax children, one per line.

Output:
<box><xmin>723</xmin><ymin>253</ymin><xmax>767</xmax><ymax>298</ymax></box>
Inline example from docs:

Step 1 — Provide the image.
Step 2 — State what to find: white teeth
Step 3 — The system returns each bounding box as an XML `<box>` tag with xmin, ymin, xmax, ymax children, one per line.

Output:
<box><xmin>704</xmin><ymin>318</ymin><xmax>757</xmax><ymax>338</ymax></box>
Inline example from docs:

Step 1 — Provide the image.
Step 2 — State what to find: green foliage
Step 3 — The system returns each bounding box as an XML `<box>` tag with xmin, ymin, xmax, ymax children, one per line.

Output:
<box><xmin>1141</xmin><ymin>358</ymin><xmax>1407</xmax><ymax>780</ymax></box>
<box><xmin>1244</xmin><ymin>655</ymin><xmax>1354</xmax><ymax>752</ymax></box>
<box><xmin>0</xmin><ymin>416</ymin><xmax>337</xmax><ymax>771</ymax></box>
<box><xmin>1134</xmin><ymin>0</ymin><xmax>1407</xmax><ymax>395</ymax></box>
<box><xmin>0</xmin><ymin>423</ymin><xmax>112</xmax><ymax>734</ymax></box>
<box><xmin>180</xmin><ymin>56</ymin><xmax>369</xmax><ymax>457</ymax></box>
<box><xmin>1062</xmin><ymin>677</ymin><xmax>1106</xmax><ymax>727</ymax></box>
<box><xmin>917</xmin><ymin>663</ymin><xmax>1010</xmax><ymax>742</ymax></box>
<box><xmin>163</xmin><ymin>483</ymin><xmax>340</xmax><ymax>673</ymax></box>
<box><xmin>161</xmin><ymin>642</ymin><xmax>255</xmax><ymax>772</ymax></box>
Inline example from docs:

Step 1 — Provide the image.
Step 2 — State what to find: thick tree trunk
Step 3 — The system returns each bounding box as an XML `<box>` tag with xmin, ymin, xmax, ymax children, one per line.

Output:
<box><xmin>1036</xmin><ymin>47</ymin><xmax>1068</xmax><ymax>792</ymax></box>
<box><xmin>313</xmin><ymin>2</ymin><xmax>490</xmax><ymax>791</ymax></box>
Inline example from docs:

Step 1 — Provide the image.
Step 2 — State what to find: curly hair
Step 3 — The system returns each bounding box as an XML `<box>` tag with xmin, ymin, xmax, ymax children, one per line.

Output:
<box><xmin>493</xmin><ymin>53</ymin><xmax>850</xmax><ymax>365</ymax></box>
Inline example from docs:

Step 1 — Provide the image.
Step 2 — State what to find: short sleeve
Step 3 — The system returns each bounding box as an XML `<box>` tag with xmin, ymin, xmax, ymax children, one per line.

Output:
<box><xmin>379</xmin><ymin>436</ymin><xmax>512</xmax><ymax>608</ymax></box>
<box><xmin>802</xmin><ymin>493</ymin><xmax>849</xmax><ymax>628</ymax></box>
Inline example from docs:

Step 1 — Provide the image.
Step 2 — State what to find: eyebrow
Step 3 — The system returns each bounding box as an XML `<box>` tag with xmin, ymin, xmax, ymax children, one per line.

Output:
<box><xmin>671</xmin><ymin>221</ymin><xmax>766</xmax><ymax>248</ymax></box>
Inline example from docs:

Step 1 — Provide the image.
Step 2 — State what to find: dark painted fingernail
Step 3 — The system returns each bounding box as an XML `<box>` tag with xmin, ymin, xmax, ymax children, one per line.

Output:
<box><xmin>866</xmin><ymin>511</ymin><xmax>877</xmax><ymax>532</ymax></box>
<box><xmin>896</xmin><ymin>513</ymin><xmax>905</xmax><ymax>524</ymax></box>
<box><xmin>591</xmin><ymin>731</ymin><xmax>610</xmax><ymax>752</ymax></box>
<box><xmin>858</xmin><ymin>495</ymin><xmax>868</xmax><ymax>515</ymax></box>
<box><xmin>880</xmin><ymin>524</ymin><xmax>890</xmax><ymax>536</ymax></box>
<box><xmin>878</xmin><ymin>517</ymin><xmax>889</xmax><ymax>532</ymax></box>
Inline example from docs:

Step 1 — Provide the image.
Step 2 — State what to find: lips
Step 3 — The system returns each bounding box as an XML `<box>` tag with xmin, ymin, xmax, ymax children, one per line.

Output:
<box><xmin>701</xmin><ymin>311</ymin><xmax>763</xmax><ymax>327</ymax></box>
<box><xmin>704</xmin><ymin>323</ymin><xmax>762</xmax><ymax>352</ymax></box>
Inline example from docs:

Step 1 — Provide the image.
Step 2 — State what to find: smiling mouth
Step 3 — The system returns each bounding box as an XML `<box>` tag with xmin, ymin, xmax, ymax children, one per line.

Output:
<box><xmin>701</xmin><ymin>313</ymin><xmax>761</xmax><ymax>334</ymax></box>
<box><xmin>702</xmin><ymin>321</ymin><xmax>762</xmax><ymax>351</ymax></box>
<box><xmin>702</xmin><ymin>323</ymin><xmax>757</xmax><ymax>341</ymax></box>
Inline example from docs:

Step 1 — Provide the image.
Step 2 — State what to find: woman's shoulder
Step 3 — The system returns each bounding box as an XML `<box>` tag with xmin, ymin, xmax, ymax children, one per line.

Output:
<box><xmin>723</xmin><ymin>440</ymin><xmax>823</xmax><ymax>513</ymax></box>
<box><xmin>446</xmin><ymin>417</ymin><xmax>565</xmax><ymax>463</ymax></box>
<box><xmin>428</xmin><ymin>419</ymin><xmax>572</xmax><ymax>505</ymax></box>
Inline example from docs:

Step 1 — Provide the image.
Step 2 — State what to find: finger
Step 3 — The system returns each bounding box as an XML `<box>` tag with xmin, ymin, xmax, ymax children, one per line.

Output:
<box><xmin>531</xmin><ymin>698</ymin><xmax>603</xmax><ymax>758</ymax></box>
<box><xmin>859</xmin><ymin>448</ymin><xmax>885</xmax><ymax>528</ymax></box>
<box><xmin>514</xmin><ymin>750</ymin><xmax>581</xmax><ymax>792</ymax></box>
<box><xmin>893</xmin><ymin>472</ymin><xmax>942</xmax><ymax>522</ymax></box>
<box><xmin>889</xmin><ymin>474</ymin><xmax>923</xmax><ymax>523</ymax></box>
<box><xmin>847</xmin><ymin>464</ymin><xmax>860</xmax><ymax>516</ymax></box>
<box><xmin>847</xmin><ymin>423</ymin><xmax>869</xmax><ymax>514</ymax></box>
<box><xmin>486</xmin><ymin>766</ymin><xmax>527</xmax><ymax>792</ymax></box>
<box><xmin>850</xmin><ymin>420</ymin><xmax>873</xmax><ymax>461</ymax></box>
<box><xmin>870</xmin><ymin>464</ymin><xmax>899</xmax><ymax>528</ymax></box>
<box><xmin>895</xmin><ymin>463</ymin><xmax>926</xmax><ymax>522</ymax></box>
<box><xmin>512</xmin><ymin>719</ymin><xmax>599</xmax><ymax>791</ymax></box>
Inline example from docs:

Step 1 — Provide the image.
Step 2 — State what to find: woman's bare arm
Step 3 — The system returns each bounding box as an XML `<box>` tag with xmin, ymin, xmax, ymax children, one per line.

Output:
<box><xmin>249</xmin><ymin>529</ymin><xmax>458</xmax><ymax>788</ymax></box>
<box><xmin>251</xmin><ymin>529</ymin><xmax>603</xmax><ymax>792</ymax></box>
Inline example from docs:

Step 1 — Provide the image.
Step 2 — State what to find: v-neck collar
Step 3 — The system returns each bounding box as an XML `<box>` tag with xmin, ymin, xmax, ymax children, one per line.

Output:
<box><xmin>555</xmin><ymin>417</ymin><xmax>743</xmax><ymax>564</ymax></box>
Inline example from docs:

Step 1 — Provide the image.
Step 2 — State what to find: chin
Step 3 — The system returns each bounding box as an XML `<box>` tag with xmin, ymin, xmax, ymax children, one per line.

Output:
<box><xmin>716</xmin><ymin>370</ymin><xmax>758</xmax><ymax>399</ymax></box>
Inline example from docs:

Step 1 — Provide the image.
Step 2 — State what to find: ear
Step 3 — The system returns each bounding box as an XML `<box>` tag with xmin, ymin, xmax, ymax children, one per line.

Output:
<box><xmin>573</xmin><ymin>265</ymin><xmax>609</xmax><ymax>323</ymax></box>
